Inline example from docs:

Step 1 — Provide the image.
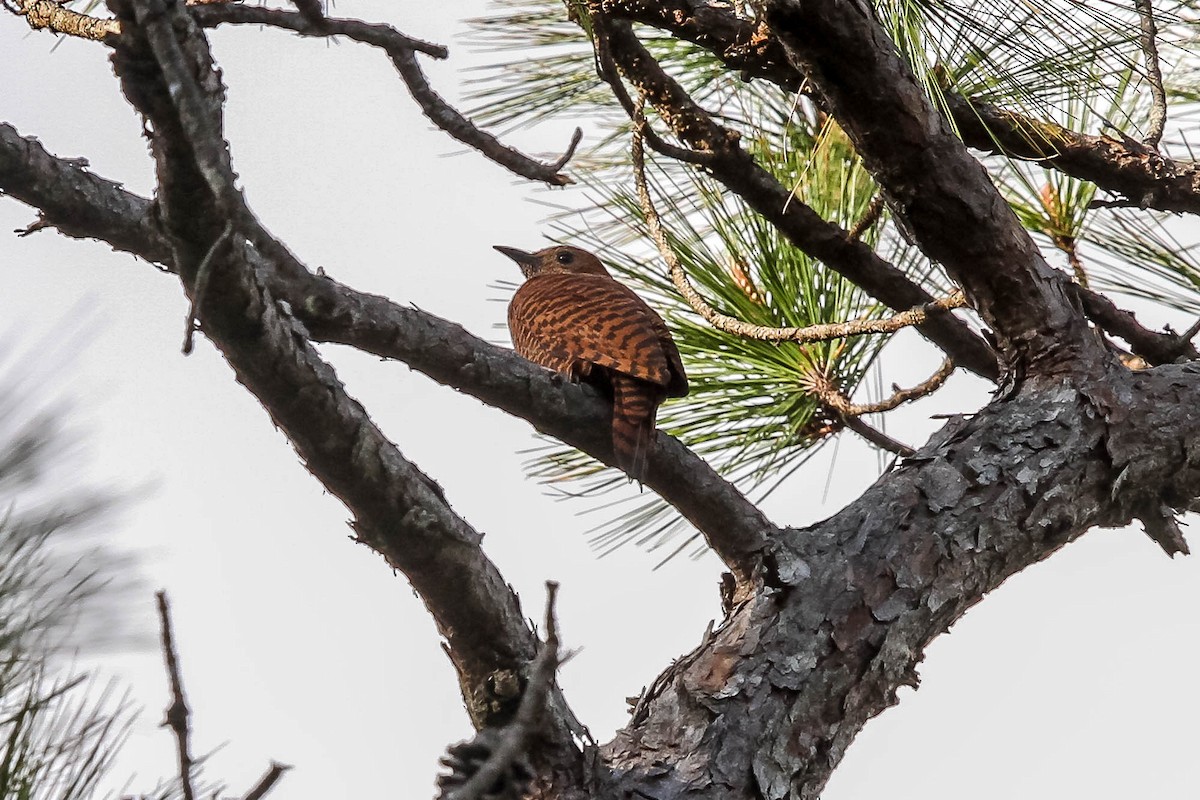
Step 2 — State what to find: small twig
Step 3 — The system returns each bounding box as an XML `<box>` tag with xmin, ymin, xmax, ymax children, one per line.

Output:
<box><xmin>847</xmin><ymin>194</ymin><xmax>884</xmax><ymax>241</ymax></box>
<box><xmin>15</xmin><ymin>215</ymin><xmax>53</xmax><ymax>237</ymax></box>
<box><xmin>1134</xmin><ymin>0</ymin><xmax>1167</xmax><ymax>148</ymax></box>
<box><xmin>1074</xmin><ymin>284</ymin><xmax>1200</xmax><ymax>364</ymax></box>
<box><xmin>802</xmin><ymin>362</ymin><xmax>951</xmax><ymax>456</ymax></box>
<box><xmin>9</xmin><ymin>0</ymin><xmax>119</xmax><ymax>39</ymax></box>
<box><xmin>1062</xmin><ymin>240</ymin><xmax>1089</xmax><ymax>288</ymax></box>
<box><xmin>550</xmin><ymin>128</ymin><xmax>585</xmax><ymax>172</ymax></box>
<box><xmin>1179</xmin><ymin>316</ymin><xmax>1200</xmax><ymax>344</ymax></box>
<box><xmin>445</xmin><ymin>582</ymin><xmax>563</xmax><ymax>800</ymax></box>
<box><xmin>241</xmin><ymin>761</ymin><xmax>292</xmax><ymax>800</ymax></box>
<box><xmin>595</xmin><ymin>31</ymin><xmax>715</xmax><ymax>166</ymax></box>
<box><xmin>841</xmin><ymin>415</ymin><xmax>914</xmax><ymax>457</ymax></box>
<box><xmin>389</xmin><ymin>49</ymin><xmax>578</xmax><ymax>186</ymax></box>
<box><xmin>192</xmin><ymin>4</ymin><xmax>446</xmax><ymax>57</ymax></box>
<box><xmin>156</xmin><ymin>591</ymin><xmax>196</xmax><ymax>800</ymax></box>
<box><xmin>835</xmin><ymin>358</ymin><xmax>956</xmax><ymax>416</ymax></box>
<box><xmin>182</xmin><ymin>221</ymin><xmax>233</xmax><ymax>355</ymax></box>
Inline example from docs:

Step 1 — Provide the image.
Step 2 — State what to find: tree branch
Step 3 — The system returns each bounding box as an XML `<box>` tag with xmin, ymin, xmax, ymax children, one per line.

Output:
<box><xmin>101</xmin><ymin>5</ymin><xmax>589</xmax><ymax>784</ymax></box>
<box><xmin>592</xmin><ymin>16</ymin><xmax>999</xmax><ymax>381</ymax></box>
<box><xmin>762</xmin><ymin>0</ymin><xmax>1105</xmax><ymax>381</ymax></box>
<box><xmin>0</xmin><ymin>124</ymin><xmax>174</xmax><ymax>264</ymax></box>
<box><xmin>1075</xmin><ymin>284</ymin><xmax>1200</xmax><ymax>365</ymax></box>
<box><xmin>442</xmin><ymin>582</ymin><xmax>565</xmax><ymax>800</ymax></box>
<box><xmin>1134</xmin><ymin>0</ymin><xmax>1167</xmax><ymax>149</ymax></box>
<box><xmin>601</xmin><ymin>362</ymin><xmax>1200</xmax><ymax>799</ymax></box>
<box><xmin>189</xmin><ymin>3</ymin><xmax>448</xmax><ymax>57</ymax></box>
<box><xmin>191</xmin><ymin>4</ymin><xmax>580</xmax><ymax>186</ymax></box>
<box><xmin>836</xmin><ymin>358</ymin><xmax>956</xmax><ymax>416</ymax></box>
<box><xmin>0</xmin><ymin>118</ymin><xmax>775</xmax><ymax>588</ymax></box>
<box><xmin>241</xmin><ymin>762</ymin><xmax>291</xmax><ymax>800</ymax></box>
<box><xmin>837</xmin><ymin>414</ymin><xmax>913</xmax><ymax>456</ymax></box>
<box><xmin>632</xmin><ymin>100</ymin><xmax>964</xmax><ymax>366</ymax></box>
<box><xmin>599</xmin><ymin>0</ymin><xmax>1200</xmax><ymax>216</ymax></box>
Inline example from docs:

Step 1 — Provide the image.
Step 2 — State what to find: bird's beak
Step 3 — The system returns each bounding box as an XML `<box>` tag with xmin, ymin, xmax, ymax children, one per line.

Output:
<box><xmin>493</xmin><ymin>245</ymin><xmax>539</xmax><ymax>277</ymax></box>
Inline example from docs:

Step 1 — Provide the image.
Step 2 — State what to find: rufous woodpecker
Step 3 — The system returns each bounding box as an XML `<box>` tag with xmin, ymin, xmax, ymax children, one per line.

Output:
<box><xmin>495</xmin><ymin>244</ymin><xmax>688</xmax><ymax>482</ymax></box>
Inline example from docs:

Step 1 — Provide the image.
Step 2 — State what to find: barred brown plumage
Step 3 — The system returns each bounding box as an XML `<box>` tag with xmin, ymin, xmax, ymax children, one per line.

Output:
<box><xmin>495</xmin><ymin>244</ymin><xmax>688</xmax><ymax>482</ymax></box>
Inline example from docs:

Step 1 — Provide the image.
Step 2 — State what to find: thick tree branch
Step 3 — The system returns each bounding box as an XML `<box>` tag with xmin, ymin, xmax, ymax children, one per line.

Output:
<box><xmin>602</xmin><ymin>361</ymin><xmax>1200</xmax><ymax>800</ymax></box>
<box><xmin>0</xmin><ymin>124</ymin><xmax>174</xmax><ymax>263</ymax></box>
<box><xmin>762</xmin><ymin>0</ymin><xmax>1105</xmax><ymax>380</ymax></box>
<box><xmin>594</xmin><ymin>17</ymin><xmax>999</xmax><ymax>381</ymax></box>
<box><xmin>945</xmin><ymin>92</ymin><xmax>1200</xmax><ymax>213</ymax></box>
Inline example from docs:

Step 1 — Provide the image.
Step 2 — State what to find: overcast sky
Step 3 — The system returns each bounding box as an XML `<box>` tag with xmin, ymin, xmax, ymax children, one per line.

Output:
<box><xmin>3</xmin><ymin>2</ymin><xmax>1199</xmax><ymax>798</ymax></box>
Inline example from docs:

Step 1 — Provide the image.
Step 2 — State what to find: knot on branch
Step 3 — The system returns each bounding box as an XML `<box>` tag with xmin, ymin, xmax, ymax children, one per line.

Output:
<box><xmin>436</xmin><ymin>729</ymin><xmax>534</xmax><ymax>800</ymax></box>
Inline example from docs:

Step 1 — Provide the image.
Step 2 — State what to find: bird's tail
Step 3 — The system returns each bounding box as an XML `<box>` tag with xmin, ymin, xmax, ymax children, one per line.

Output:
<box><xmin>610</xmin><ymin>374</ymin><xmax>658</xmax><ymax>483</ymax></box>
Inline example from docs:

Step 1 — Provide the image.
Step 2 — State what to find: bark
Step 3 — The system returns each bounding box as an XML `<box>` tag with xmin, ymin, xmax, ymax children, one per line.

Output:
<box><xmin>762</xmin><ymin>0</ymin><xmax>1102</xmax><ymax>381</ymax></box>
<box><xmin>602</xmin><ymin>362</ymin><xmax>1200</xmax><ymax>800</ymax></box>
<box><xmin>3</xmin><ymin>2</ymin><xmax>1200</xmax><ymax>800</ymax></box>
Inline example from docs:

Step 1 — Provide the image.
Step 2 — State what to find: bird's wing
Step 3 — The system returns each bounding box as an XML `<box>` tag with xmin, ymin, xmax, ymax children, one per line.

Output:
<box><xmin>645</xmin><ymin>307</ymin><xmax>689</xmax><ymax>398</ymax></box>
<box><xmin>509</xmin><ymin>274</ymin><xmax>677</xmax><ymax>388</ymax></box>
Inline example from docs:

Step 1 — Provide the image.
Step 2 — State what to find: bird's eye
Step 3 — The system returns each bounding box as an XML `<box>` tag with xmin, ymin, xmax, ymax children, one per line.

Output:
<box><xmin>555</xmin><ymin>250</ymin><xmax>575</xmax><ymax>265</ymax></box>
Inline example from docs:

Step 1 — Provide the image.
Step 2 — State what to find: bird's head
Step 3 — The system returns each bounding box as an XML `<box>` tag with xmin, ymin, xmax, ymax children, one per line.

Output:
<box><xmin>493</xmin><ymin>245</ymin><xmax>612</xmax><ymax>279</ymax></box>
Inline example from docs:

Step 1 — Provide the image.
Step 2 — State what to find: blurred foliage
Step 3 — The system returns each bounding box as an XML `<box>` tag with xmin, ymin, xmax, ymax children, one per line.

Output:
<box><xmin>466</xmin><ymin>0</ymin><xmax>1200</xmax><ymax>556</ymax></box>
<box><xmin>0</xmin><ymin>348</ymin><xmax>133</xmax><ymax>800</ymax></box>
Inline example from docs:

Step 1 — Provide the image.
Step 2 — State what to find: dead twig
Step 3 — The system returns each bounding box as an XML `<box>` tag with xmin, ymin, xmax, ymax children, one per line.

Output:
<box><xmin>847</xmin><ymin>194</ymin><xmax>884</xmax><ymax>241</ymax></box>
<box><xmin>156</xmin><ymin>591</ymin><xmax>196</xmax><ymax>800</ymax></box>
<box><xmin>1134</xmin><ymin>0</ymin><xmax>1167</xmax><ymax>148</ymax></box>
<box><xmin>800</xmin><ymin>361</ymin><xmax>954</xmax><ymax>456</ymax></box>
<box><xmin>241</xmin><ymin>761</ymin><xmax>292</xmax><ymax>800</ymax></box>
<box><xmin>8</xmin><ymin>0</ymin><xmax>119</xmax><ymax>39</ymax></box>
<box><xmin>182</xmin><ymin>221</ymin><xmax>233</xmax><ymax>355</ymax></box>
<box><xmin>443</xmin><ymin>582</ymin><xmax>565</xmax><ymax>800</ymax></box>
<box><xmin>840</xmin><ymin>415</ymin><xmax>914</xmax><ymax>456</ymax></box>
<box><xmin>833</xmin><ymin>358</ymin><xmax>955</xmax><ymax>416</ymax></box>
<box><xmin>190</xmin><ymin>4</ymin><xmax>579</xmax><ymax>185</ymax></box>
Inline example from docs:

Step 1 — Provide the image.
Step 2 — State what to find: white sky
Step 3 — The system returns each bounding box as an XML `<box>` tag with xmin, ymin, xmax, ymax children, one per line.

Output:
<box><xmin>2</xmin><ymin>2</ymin><xmax>1199</xmax><ymax>798</ymax></box>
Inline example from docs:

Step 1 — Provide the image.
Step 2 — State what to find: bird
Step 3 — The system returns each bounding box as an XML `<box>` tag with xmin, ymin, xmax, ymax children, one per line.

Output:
<box><xmin>494</xmin><ymin>244</ymin><xmax>688</xmax><ymax>482</ymax></box>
